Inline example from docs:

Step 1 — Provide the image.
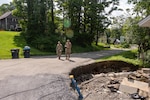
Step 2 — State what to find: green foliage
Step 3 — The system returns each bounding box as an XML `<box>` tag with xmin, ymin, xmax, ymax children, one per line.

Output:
<box><xmin>144</xmin><ymin>50</ymin><xmax>150</xmax><ymax>68</ymax></box>
<box><xmin>97</xmin><ymin>50</ymin><xmax>143</xmax><ymax>66</ymax></box>
<box><xmin>72</xmin><ymin>42</ymin><xmax>106</xmax><ymax>53</ymax></box>
<box><xmin>123</xmin><ymin>16</ymin><xmax>150</xmax><ymax>67</ymax></box>
<box><xmin>112</xmin><ymin>43</ymin><xmax>130</xmax><ymax>49</ymax></box>
<box><xmin>31</xmin><ymin>34</ymin><xmax>59</xmax><ymax>52</ymax></box>
<box><xmin>121</xmin><ymin>0</ymin><xmax>150</xmax><ymax>67</ymax></box>
<box><xmin>72</xmin><ymin>32</ymin><xmax>94</xmax><ymax>46</ymax></box>
<box><xmin>0</xmin><ymin>3</ymin><xmax>14</xmax><ymax>15</ymax></box>
<box><xmin>122</xmin><ymin>43</ymin><xmax>130</xmax><ymax>48</ymax></box>
<box><xmin>12</xmin><ymin>0</ymin><xmax>58</xmax><ymax>51</ymax></box>
<box><xmin>128</xmin><ymin>0</ymin><xmax>150</xmax><ymax>16</ymax></box>
<box><xmin>12</xmin><ymin>0</ymin><xmax>121</xmax><ymax>51</ymax></box>
<box><xmin>110</xmin><ymin>28</ymin><xmax>122</xmax><ymax>39</ymax></box>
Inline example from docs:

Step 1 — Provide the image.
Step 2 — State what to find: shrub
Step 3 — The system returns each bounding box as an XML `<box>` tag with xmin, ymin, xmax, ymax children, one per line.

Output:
<box><xmin>122</xmin><ymin>43</ymin><xmax>130</xmax><ymax>48</ymax></box>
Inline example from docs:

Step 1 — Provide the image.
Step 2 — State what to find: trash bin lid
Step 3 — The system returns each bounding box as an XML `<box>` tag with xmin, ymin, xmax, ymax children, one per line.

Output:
<box><xmin>11</xmin><ymin>48</ymin><xmax>19</xmax><ymax>51</ymax></box>
<box><xmin>24</xmin><ymin>46</ymin><xmax>30</xmax><ymax>50</ymax></box>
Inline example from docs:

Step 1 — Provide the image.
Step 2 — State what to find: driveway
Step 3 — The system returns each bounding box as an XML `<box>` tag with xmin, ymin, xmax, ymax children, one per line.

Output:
<box><xmin>0</xmin><ymin>49</ymin><xmax>123</xmax><ymax>100</ymax></box>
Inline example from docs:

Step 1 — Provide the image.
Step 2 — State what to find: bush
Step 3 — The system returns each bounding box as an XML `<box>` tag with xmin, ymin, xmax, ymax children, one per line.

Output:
<box><xmin>122</xmin><ymin>43</ymin><xmax>130</xmax><ymax>48</ymax></box>
<box><xmin>30</xmin><ymin>35</ymin><xmax>59</xmax><ymax>52</ymax></box>
<box><xmin>144</xmin><ymin>50</ymin><xmax>150</xmax><ymax>68</ymax></box>
<box><xmin>114</xmin><ymin>43</ymin><xmax>130</xmax><ymax>48</ymax></box>
<box><xmin>72</xmin><ymin>33</ymin><xmax>94</xmax><ymax>46</ymax></box>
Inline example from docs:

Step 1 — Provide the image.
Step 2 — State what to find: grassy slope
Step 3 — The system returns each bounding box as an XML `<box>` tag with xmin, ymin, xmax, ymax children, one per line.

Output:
<box><xmin>72</xmin><ymin>42</ymin><xmax>107</xmax><ymax>53</ymax></box>
<box><xmin>0</xmin><ymin>31</ymin><xmax>50</xmax><ymax>59</ymax></box>
<box><xmin>0</xmin><ymin>31</ymin><xmax>21</xmax><ymax>59</ymax></box>
<box><xmin>97</xmin><ymin>49</ymin><xmax>143</xmax><ymax>66</ymax></box>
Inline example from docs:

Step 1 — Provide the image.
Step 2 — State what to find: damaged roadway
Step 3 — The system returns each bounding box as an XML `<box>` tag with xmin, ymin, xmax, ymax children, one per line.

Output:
<box><xmin>0</xmin><ymin>50</ymin><xmax>124</xmax><ymax>100</ymax></box>
<box><xmin>0</xmin><ymin>49</ymin><xmax>149</xmax><ymax>100</ymax></box>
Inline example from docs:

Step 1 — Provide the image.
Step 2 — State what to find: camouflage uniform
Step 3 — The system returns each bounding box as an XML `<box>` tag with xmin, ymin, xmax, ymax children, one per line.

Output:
<box><xmin>65</xmin><ymin>39</ymin><xmax>72</xmax><ymax>60</ymax></box>
<box><xmin>56</xmin><ymin>41</ymin><xmax>63</xmax><ymax>59</ymax></box>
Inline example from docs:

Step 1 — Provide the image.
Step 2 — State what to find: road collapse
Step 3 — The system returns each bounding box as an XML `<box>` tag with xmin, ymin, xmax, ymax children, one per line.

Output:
<box><xmin>78</xmin><ymin>68</ymin><xmax>150</xmax><ymax>100</ymax></box>
<box><xmin>70</xmin><ymin>61</ymin><xmax>150</xmax><ymax>100</ymax></box>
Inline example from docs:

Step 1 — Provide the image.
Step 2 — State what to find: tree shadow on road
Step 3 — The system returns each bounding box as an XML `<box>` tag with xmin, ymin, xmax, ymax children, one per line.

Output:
<box><xmin>68</xmin><ymin>59</ymin><xmax>75</xmax><ymax>62</ymax></box>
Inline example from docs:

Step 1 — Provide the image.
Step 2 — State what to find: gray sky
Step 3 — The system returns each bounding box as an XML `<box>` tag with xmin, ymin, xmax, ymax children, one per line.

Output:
<box><xmin>0</xmin><ymin>0</ymin><xmax>11</xmax><ymax>5</ymax></box>
<box><xmin>112</xmin><ymin>0</ymin><xmax>133</xmax><ymax>16</ymax></box>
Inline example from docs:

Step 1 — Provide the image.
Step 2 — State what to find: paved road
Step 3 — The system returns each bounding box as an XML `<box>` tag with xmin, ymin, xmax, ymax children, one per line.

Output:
<box><xmin>0</xmin><ymin>49</ymin><xmax>123</xmax><ymax>100</ymax></box>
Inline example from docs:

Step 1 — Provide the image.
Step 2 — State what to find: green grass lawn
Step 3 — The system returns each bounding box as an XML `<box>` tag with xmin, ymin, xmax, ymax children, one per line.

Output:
<box><xmin>97</xmin><ymin>49</ymin><xmax>143</xmax><ymax>66</ymax></box>
<box><xmin>0</xmin><ymin>31</ymin><xmax>107</xmax><ymax>59</ymax></box>
<box><xmin>0</xmin><ymin>31</ymin><xmax>21</xmax><ymax>59</ymax></box>
<box><xmin>0</xmin><ymin>31</ymin><xmax>51</xmax><ymax>59</ymax></box>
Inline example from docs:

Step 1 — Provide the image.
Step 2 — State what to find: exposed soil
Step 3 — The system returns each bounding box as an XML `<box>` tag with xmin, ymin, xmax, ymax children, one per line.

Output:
<box><xmin>70</xmin><ymin>60</ymin><xmax>139</xmax><ymax>82</ymax></box>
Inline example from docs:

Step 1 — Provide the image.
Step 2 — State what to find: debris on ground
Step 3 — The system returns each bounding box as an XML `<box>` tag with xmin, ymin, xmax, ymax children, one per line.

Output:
<box><xmin>77</xmin><ymin>68</ymin><xmax>150</xmax><ymax>100</ymax></box>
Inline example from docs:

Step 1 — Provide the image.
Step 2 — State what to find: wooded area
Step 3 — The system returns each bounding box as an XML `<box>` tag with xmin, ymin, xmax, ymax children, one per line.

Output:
<box><xmin>1</xmin><ymin>0</ymin><xmax>121</xmax><ymax>49</ymax></box>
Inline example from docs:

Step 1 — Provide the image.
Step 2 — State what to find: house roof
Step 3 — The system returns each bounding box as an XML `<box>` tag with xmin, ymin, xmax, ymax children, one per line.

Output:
<box><xmin>138</xmin><ymin>15</ymin><xmax>150</xmax><ymax>27</ymax></box>
<box><xmin>0</xmin><ymin>11</ymin><xmax>12</xmax><ymax>20</ymax></box>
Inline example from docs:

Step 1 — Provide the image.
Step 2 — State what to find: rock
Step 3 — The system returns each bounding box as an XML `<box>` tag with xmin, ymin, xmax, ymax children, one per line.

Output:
<box><xmin>107</xmin><ymin>73</ymin><xmax>116</xmax><ymax>77</ymax></box>
<box><xmin>109</xmin><ymin>87</ymin><xmax>118</xmax><ymax>92</ymax></box>
<box><xmin>139</xmin><ymin>90</ymin><xmax>149</xmax><ymax>98</ymax></box>
<box><xmin>142</xmin><ymin>68</ymin><xmax>150</xmax><ymax>74</ymax></box>
<box><xmin>119</xmin><ymin>84</ymin><xmax>138</xmax><ymax>94</ymax></box>
<box><xmin>121</xmin><ymin>78</ymin><xmax>149</xmax><ymax>92</ymax></box>
<box><xmin>128</xmin><ymin>73</ymin><xmax>137</xmax><ymax>80</ymax></box>
<box><xmin>109</xmin><ymin>80</ymin><xmax>120</xmax><ymax>84</ymax></box>
<box><xmin>107</xmin><ymin>84</ymin><xmax>120</xmax><ymax>90</ymax></box>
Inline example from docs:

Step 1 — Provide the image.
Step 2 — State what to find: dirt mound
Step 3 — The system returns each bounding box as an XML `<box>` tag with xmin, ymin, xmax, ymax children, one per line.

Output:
<box><xmin>70</xmin><ymin>60</ymin><xmax>139</xmax><ymax>81</ymax></box>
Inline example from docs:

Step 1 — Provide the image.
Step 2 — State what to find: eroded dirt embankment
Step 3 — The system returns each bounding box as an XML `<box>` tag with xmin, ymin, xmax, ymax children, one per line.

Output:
<box><xmin>69</xmin><ymin>60</ymin><xmax>139</xmax><ymax>81</ymax></box>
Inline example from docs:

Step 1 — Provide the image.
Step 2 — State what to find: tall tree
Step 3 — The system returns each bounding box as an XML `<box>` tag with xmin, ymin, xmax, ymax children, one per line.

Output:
<box><xmin>128</xmin><ymin>0</ymin><xmax>150</xmax><ymax>16</ymax></box>
<box><xmin>13</xmin><ymin>0</ymin><xmax>125</xmax><ymax>51</ymax></box>
<box><xmin>13</xmin><ymin>0</ymin><xmax>58</xmax><ymax>51</ymax></box>
<box><xmin>126</xmin><ymin>0</ymin><xmax>150</xmax><ymax>66</ymax></box>
<box><xmin>128</xmin><ymin>17</ymin><xmax>150</xmax><ymax>65</ymax></box>
<box><xmin>0</xmin><ymin>2</ymin><xmax>15</xmax><ymax>15</ymax></box>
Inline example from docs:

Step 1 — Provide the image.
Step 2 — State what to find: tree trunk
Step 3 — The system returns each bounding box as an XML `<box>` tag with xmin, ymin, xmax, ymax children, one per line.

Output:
<box><xmin>51</xmin><ymin>0</ymin><xmax>55</xmax><ymax>34</ymax></box>
<box><xmin>95</xmin><ymin>30</ymin><xmax>99</xmax><ymax>45</ymax></box>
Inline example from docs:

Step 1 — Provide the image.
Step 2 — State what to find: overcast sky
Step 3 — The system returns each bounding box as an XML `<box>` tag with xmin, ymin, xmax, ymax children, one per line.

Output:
<box><xmin>0</xmin><ymin>0</ymin><xmax>11</xmax><ymax>5</ymax></box>
<box><xmin>0</xmin><ymin>0</ymin><xmax>133</xmax><ymax>17</ymax></box>
<box><xmin>112</xmin><ymin>0</ymin><xmax>133</xmax><ymax>16</ymax></box>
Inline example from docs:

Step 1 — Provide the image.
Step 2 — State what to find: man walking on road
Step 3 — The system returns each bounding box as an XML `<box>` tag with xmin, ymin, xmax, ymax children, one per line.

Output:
<box><xmin>56</xmin><ymin>41</ymin><xmax>63</xmax><ymax>59</ymax></box>
<box><xmin>65</xmin><ymin>39</ymin><xmax>72</xmax><ymax>60</ymax></box>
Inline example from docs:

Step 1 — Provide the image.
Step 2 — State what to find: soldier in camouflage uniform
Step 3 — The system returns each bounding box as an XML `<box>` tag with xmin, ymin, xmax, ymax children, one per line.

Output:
<box><xmin>56</xmin><ymin>41</ymin><xmax>63</xmax><ymax>59</ymax></box>
<box><xmin>65</xmin><ymin>39</ymin><xmax>72</xmax><ymax>60</ymax></box>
